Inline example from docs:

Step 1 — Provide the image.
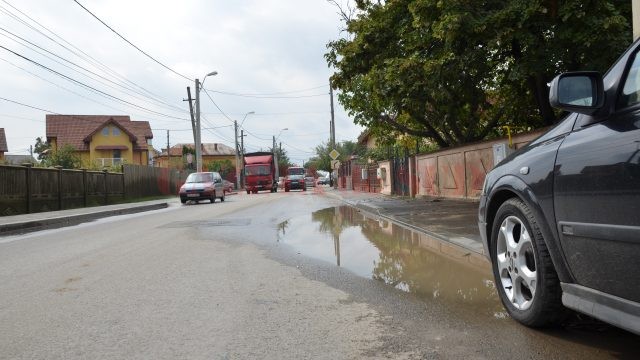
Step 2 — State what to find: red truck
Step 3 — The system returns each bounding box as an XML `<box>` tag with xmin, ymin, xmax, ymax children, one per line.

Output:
<box><xmin>243</xmin><ymin>151</ymin><xmax>278</xmax><ymax>194</ymax></box>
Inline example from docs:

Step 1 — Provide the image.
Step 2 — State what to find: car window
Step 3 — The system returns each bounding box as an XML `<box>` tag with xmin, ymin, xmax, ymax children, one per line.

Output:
<box><xmin>186</xmin><ymin>173</ymin><xmax>213</xmax><ymax>183</ymax></box>
<box><xmin>620</xmin><ymin>52</ymin><xmax>640</xmax><ymax>108</ymax></box>
<box><xmin>246</xmin><ymin>165</ymin><xmax>269</xmax><ymax>176</ymax></box>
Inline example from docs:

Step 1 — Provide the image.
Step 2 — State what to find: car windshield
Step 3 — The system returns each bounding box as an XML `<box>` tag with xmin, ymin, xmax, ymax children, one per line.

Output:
<box><xmin>185</xmin><ymin>173</ymin><xmax>213</xmax><ymax>183</ymax></box>
<box><xmin>245</xmin><ymin>165</ymin><xmax>270</xmax><ymax>176</ymax></box>
<box><xmin>288</xmin><ymin>168</ymin><xmax>305</xmax><ymax>175</ymax></box>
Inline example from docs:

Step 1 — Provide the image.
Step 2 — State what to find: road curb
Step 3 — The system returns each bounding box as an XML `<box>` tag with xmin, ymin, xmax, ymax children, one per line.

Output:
<box><xmin>0</xmin><ymin>203</ymin><xmax>168</xmax><ymax>237</ymax></box>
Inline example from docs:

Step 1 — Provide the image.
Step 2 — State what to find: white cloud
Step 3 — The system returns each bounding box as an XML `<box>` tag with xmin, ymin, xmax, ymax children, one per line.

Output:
<box><xmin>0</xmin><ymin>0</ymin><xmax>361</xmax><ymax>163</ymax></box>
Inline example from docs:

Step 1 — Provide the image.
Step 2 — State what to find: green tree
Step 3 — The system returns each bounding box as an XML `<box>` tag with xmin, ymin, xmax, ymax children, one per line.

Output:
<box><xmin>271</xmin><ymin>146</ymin><xmax>292</xmax><ymax>176</ymax></box>
<box><xmin>306</xmin><ymin>140</ymin><xmax>365</xmax><ymax>171</ymax></box>
<box><xmin>34</xmin><ymin>137</ymin><xmax>50</xmax><ymax>161</ymax></box>
<box><xmin>43</xmin><ymin>144</ymin><xmax>82</xmax><ymax>169</ymax></box>
<box><xmin>205</xmin><ymin>159</ymin><xmax>234</xmax><ymax>177</ymax></box>
<box><xmin>326</xmin><ymin>0</ymin><xmax>631</xmax><ymax>148</ymax></box>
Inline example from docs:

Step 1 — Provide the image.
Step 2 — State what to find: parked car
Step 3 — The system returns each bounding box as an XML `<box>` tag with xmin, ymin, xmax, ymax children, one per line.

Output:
<box><xmin>305</xmin><ymin>176</ymin><xmax>315</xmax><ymax>188</ymax></box>
<box><xmin>478</xmin><ymin>41</ymin><xmax>640</xmax><ymax>335</ymax></box>
<box><xmin>179</xmin><ymin>171</ymin><xmax>225</xmax><ymax>204</ymax></box>
<box><xmin>317</xmin><ymin>175</ymin><xmax>329</xmax><ymax>185</ymax></box>
<box><xmin>284</xmin><ymin>166</ymin><xmax>306</xmax><ymax>192</ymax></box>
<box><xmin>222</xmin><ymin>179</ymin><xmax>234</xmax><ymax>193</ymax></box>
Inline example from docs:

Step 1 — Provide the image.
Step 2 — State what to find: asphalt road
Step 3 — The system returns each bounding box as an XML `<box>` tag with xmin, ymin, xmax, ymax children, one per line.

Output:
<box><xmin>0</xmin><ymin>191</ymin><xmax>637</xmax><ymax>359</ymax></box>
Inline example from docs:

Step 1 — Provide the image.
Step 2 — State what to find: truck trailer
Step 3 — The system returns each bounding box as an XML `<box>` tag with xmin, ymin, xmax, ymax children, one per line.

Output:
<box><xmin>243</xmin><ymin>151</ymin><xmax>278</xmax><ymax>194</ymax></box>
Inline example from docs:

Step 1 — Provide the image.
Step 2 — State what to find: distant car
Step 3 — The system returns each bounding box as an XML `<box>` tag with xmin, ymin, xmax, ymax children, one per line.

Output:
<box><xmin>179</xmin><ymin>171</ymin><xmax>225</xmax><ymax>204</ymax></box>
<box><xmin>284</xmin><ymin>167</ymin><xmax>306</xmax><ymax>192</ymax></box>
<box><xmin>478</xmin><ymin>40</ymin><xmax>640</xmax><ymax>335</ymax></box>
<box><xmin>305</xmin><ymin>176</ymin><xmax>315</xmax><ymax>188</ymax></box>
<box><xmin>317</xmin><ymin>175</ymin><xmax>329</xmax><ymax>185</ymax></box>
<box><xmin>222</xmin><ymin>179</ymin><xmax>234</xmax><ymax>193</ymax></box>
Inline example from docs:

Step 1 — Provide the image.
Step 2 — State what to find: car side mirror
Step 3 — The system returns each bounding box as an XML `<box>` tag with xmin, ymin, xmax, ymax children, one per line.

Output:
<box><xmin>549</xmin><ymin>71</ymin><xmax>604</xmax><ymax>115</ymax></box>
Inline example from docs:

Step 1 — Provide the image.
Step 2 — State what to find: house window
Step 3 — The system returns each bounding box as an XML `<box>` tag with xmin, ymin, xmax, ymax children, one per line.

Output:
<box><xmin>113</xmin><ymin>149</ymin><xmax>121</xmax><ymax>159</ymax></box>
<box><xmin>102</xmin><ymin>127</ymin><xmax>109</xmax><ymax>136</ymax></box>
<box><xmin>113</xmin><ymin>127</ymin><xmax>120</xmax><ymax>136</ymax></box>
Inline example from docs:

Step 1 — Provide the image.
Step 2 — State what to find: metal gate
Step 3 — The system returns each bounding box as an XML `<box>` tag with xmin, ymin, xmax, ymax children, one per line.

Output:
<box><xmin>391</xmin><ymin>148</ymin><xmax>409</xmax><ymax>196</ymax></box>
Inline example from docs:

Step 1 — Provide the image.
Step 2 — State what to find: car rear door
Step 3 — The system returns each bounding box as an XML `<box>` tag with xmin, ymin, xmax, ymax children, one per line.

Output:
<box><xmin>553</xmin><ymin>50</ymin><xmax>640</xmax><ymax>303</ymax></box>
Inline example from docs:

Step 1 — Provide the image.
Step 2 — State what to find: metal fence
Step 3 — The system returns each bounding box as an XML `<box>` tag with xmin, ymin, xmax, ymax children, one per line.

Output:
<box><xmin>0</xmin><ymin>164</ymin><xmax>190</xmax><ymax>216</ymax></box>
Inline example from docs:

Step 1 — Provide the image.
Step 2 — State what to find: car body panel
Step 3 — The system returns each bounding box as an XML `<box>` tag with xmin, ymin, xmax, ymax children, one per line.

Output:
<box><xmin>179</xmin><ymin>172</ymin><xmax>224</xmax><ymax>202</ymax></box>
<box><xmin>479</xmin><ymin>39</ymin><xmax>640</xmax><ymax>334</ymax></box>
<box><xmin>285</xmin><ymin>167</ymin><xmax>306</xmax><ymax>191</ymax></box>
<box><xmin>305</xmin><ymin>176</ymin><xmax>315</xmax><ymax>187</ymax></box>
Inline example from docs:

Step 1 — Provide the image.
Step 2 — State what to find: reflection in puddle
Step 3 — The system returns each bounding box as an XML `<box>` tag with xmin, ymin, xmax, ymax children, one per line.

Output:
<box><xmin>278</xmin><ymin>206</ymin><xmax>506</xmax><ymax>317</ymax></box>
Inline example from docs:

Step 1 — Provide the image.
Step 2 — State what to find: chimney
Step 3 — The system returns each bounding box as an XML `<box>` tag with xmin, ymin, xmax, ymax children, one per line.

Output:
<box><xmin>214</xmin><ymin>143</ymin><xmax>218</xmax><ymax>151</ymax></box>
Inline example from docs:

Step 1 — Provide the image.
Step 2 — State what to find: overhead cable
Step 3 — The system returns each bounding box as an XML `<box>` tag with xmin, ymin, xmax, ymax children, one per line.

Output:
<box><xmin>0</xmin><ymin>45</ymin><xmax>189</xmax><ymax>121</ymax></box>
<box><xmin>0</xmin><ymin>1</ymin><xmax>178</xmax><ymax>105</ymax></box>
<box><xmin>72</xmin><ymin>0</ymin><xmax>193</xmax><ymax>82</ymax></box>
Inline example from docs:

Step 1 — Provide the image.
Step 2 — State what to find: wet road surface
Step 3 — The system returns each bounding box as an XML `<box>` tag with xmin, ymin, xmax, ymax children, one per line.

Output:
<box><xmin>0</xmin><ymin>190</ymin><xmax>637</xmax><ymax>359</ymax></box>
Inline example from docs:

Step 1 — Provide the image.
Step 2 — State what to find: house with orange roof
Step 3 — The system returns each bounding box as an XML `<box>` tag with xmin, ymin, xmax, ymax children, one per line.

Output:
<box><xmin>45</xmin><ymin>115</ymin><xmax>153</xmax><ymax>168</ymax></box>
<box><xmin>155</xmin><ymin>142</ymin><xmax>236</xmax><ymax>169</ymax></box>
<box><xmin>0</xmin><ymin>128</ymin><xmax>8</xmax><ymax>161</ymax></box>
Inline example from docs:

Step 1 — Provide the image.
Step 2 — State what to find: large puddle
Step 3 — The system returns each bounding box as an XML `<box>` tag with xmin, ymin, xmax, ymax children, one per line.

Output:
<box><xmin>277</xmin><ymin>206</ymin><xmax>506</xmax><ymax>317</ymax></box>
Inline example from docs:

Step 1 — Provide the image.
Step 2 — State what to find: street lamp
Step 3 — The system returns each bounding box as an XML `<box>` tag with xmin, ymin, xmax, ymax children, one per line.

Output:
<box><xmin>236</xmin><ymin>111</ymin><xmax>254</xmax><ymax>190</ymax></box>
<box><xmin>195</xmin><ymin>71</ymin><xmax>218</xmax><ymax>172</ymax></box>
<box><xmin>240</xmin><ymin>111</ymin><xmax>255</xmax><ymax>127</ymax></box>
<box><xmin>273</xmin><ymin>128</ymin><xmax>288</xmax><ymax>180</ymax></box>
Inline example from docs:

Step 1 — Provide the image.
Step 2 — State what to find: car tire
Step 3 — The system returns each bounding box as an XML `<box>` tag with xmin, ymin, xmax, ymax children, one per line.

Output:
<box><xmin>246</xmin><ymin>190</ymin><xmax>250</xmax><ymax>194</ymax></box>
<box><xmin>220</xmin><ymin>191</ymin><xmax>225</xmax><ymax>202</ymax></box>
<box><xmin>285</xmin><ymin>188</ymin><xmax>290</xmax><ymax>192</ymax></box>
<box><xmin>491</xmin><ymin>198</ymin><xmax>566</xmax><ymax>327</ymax></box>
<box><xmin>180</xmin><ymin>197</ymin><xmax>186</xmax><ymax>204</ymax></box>
<box><xmin>210</xmin><ymin>192</ymin><xmax>216</xmax><ymax>203</ymax></box>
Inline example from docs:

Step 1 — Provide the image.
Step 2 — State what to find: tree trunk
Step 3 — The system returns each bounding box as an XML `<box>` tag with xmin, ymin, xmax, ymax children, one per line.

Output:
<box><xmin>529</xmin><ymin>74</ymin><xmax>557</xmax><ymax>126</ymax></box>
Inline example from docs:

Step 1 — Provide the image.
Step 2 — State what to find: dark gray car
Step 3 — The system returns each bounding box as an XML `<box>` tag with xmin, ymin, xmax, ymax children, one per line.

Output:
<box><xmin>478</xmin><ymin>40</ymin><xmax>640</xmax><ymax>335</ymax></box>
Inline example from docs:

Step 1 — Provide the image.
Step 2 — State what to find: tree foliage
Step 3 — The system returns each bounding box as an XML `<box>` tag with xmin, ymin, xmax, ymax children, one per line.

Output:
<box><xmin>34</xmin><ymin>137</ymin><xmax>51</xmax><ymax>161</ymax></box>
<box><xmin>206</xmin><ymin>159</ymin><xmax>234</xmax><ymax>177</ymax></box>
<box><xmin>42</xmin><ymin>144</ymin><xmax>82</xmax><ymax>169</ymax></box>
<box><xmin>326</xmin><ymin>0</ymin><xmax>631</xmax><ymax>148</ymax></box>
<box><xmin>306</xmin><ymin>140</ymin><xmax>365</xmax><ymax>171</ymax></box>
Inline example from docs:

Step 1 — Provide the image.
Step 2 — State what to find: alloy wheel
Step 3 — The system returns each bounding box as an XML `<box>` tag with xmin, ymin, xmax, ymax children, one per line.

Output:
<box><xmin>496</xmin><ymin>215</ymin><xmax>538</xmax><ymax>311</ymax></box>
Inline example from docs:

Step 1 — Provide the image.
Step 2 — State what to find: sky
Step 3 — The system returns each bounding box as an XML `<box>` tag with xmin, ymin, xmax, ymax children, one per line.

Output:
<box><xmin>0</xmin><ymin>0</ymin><xmax>362</xmax><ymax>166</ymax></box>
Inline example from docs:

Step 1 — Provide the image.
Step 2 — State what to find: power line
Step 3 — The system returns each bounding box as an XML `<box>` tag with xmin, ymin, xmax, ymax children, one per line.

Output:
<box><xmin>205</xmin><ymin>89</ymin><xmax>328</xmax><ymax>99</ymax></box>
<box><xmin>0</xmin><ymin>96</ymin><xmax>54</xmax><ymax>113</ymax></box>
<box><xmin>0</xmin><ymin>1</ymin><xmax>176</xmax><ymax>106</ymax></box>
<box><xmin>0</xmin><ymin>45</ymin><xmax>189</xmax><ymax>121</ymax></box>
<box><xmin>0</xmin><ymin>28</ymin><xmax>188</xmax><ymax>114</ymax></box>
<box><xmin>72</xmin><ymin>0</ymin><xmax>193</xmax><ymax>82</ymax></box>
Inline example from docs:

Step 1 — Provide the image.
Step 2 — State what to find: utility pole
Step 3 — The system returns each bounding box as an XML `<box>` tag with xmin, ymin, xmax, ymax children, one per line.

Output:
<box><xmin>195</xmin><ymin>79</ymin><xmax>202</xmax><ymax>172</ymax></box>
<box><xmin>273</xmin><ymin>135</ymin><xmax>279</xmax><ymax>180</ymax></box>
<box><xmin>166</xmin><ymin>130</ymin><xmax>170</xmax><ymax>167</ymax></box>
<box><xmin>185</xmin><ymin>87</ymin><xmax>196</xmax><ymax>145</ymax></box>
<box><xmin>240</xmin><ymin>129</ymin><xmax>245</xmax><ymax>188</ymax></box>
<box><xmin>329</xmin><ymin>85</ymin><xmax>336</xmax><ymax>187</ymax></box>
<box><xmin>234</xmin><ymin>120</ymin><xmax>240</xmax><ymax>190</ymax></box>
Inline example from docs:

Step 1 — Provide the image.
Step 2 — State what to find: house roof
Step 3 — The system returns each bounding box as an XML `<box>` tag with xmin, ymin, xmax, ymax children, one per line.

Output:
<box><xmin>0</xmin><ymin>128</ymin><xmax>7</xmax><ymax>152</ymax></box>
<box><xmin>161</xmin><ymin>143</ymin><xmax>235</xmax><ymax>157</ymax></box>
<box><xmin>357</xmin><ymin>129</ymin><xmax>371</xmax><ymax>145</ymax></box>
<box><xmin>3</xmin><ymin>154</ymin><xmax>36</xmax><ymax>164</ymax></box>
<box><xmin>46</xmin><ymin>115</ymin><xmax>152</xmax><ymax>151</ymax></box>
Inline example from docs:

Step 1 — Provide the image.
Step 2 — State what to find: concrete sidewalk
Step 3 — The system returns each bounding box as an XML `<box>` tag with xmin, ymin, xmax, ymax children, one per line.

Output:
<box><xmin>0</xmin><ymin>199</ymin><xmax>171</xmax><ymax>236</ymax></box>
<box><xmin>322</xmin><ymin>188</ymin><xmax>484</xmax><ymax>256</ymax></box>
